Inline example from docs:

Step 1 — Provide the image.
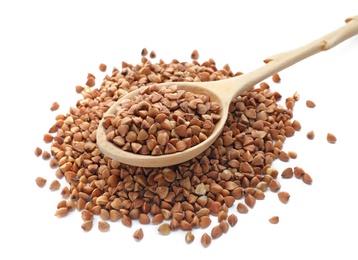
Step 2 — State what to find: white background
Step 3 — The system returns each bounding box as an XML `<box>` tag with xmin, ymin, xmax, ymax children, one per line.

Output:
<box><xmin>1</xmin><ymin>1</ymin><xmax>358</xmax><ymax>259</ymax></box>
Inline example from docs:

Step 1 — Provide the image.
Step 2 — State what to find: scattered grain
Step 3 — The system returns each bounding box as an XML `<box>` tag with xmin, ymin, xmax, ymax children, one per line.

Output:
<box><xmin>75</xmin><ymin>85</ymin><xmax>84</xmax><ymax>93</ymax></box>
<box><xmin>269</xmin><ymin>216</ymin><xmax>279</xmax><ymax>224</ymax></box>
<box><xmin>293</xmin><ymin>91</ymin><xmax>300</xmax><ymax>101</ymax></box>
<box><xmin>185</xmin><ymin>231</ymin><xmax>195</xmax><ymax>244</ymax></box>
<box><xmin>55</xmin><ymin>207</ymin><xmax>68</xmax><ymax>218</ymax></box>
<box><xmin>279</xmin><ymin>151</ymin><xmax>290</xmax><ymax>162</ymax></box>
<box><xmin>306</xmin><ymin>100</ymin><xmax>316</xmax><ymax>108</ymax></box>
<box><xmin>50</xmin><ymin>102</ymin><xmax>60</xmax><ymax>111</ymax></box>
<box><xmin>227</xmin><ymin>214</ymin><xmax>238</xmax><ymax>227</ymax></box>
<box><xmin>141</xmin><ymin>48</ymin><xmax>148</xmax><ymax>56</ymax></box>
<box><xmin>99</xmin><ymin>63</ymin><xmax>107</xmax><ymax>72</ymax></box>
<box><xmin>292</xmin><ymin>120</ymin><xmax>301</xmax><ymax>131</ymax></box>
<box><xmin>60</xmin><ymin>186</ymin><xmax>70</xmax><ymax>197</ymax></box>
<box><xmin>49</xmin><ymin>180</ymin><xmax>61</xmax><ymax>191</ymax></box>
<box><xmin>211</xmin><ymin>225</ymin><xmax>223</xmax><ymax>239</ymax></box>
<box><xmin>43</xmin><ymin>133</ymin><xmax>53</xmax><ymax>143</ymax></box>
<box><xmin>306</xmin><ymin>130</ymin><xmax>315</xmax><ymax>140</ymax></box>
<box><xmin>86</xmin><ymin>76</ymin><xmax>95</xmax><ymax>87</ymax></box>
<box><xmin>191</xmin><ymin>49</ymin><xmax>199</xmax><ymax>59</ymax></box>
<box><xmin>326</xmin><ymin>133</ymin><xmax>337</xmax><ymax>143</ymax></box>
<box><xmin>35</xmin><ymin>177</ymin><xmax>47</xmax><ymax>187</ymax></box>
<box><xmin>269</xmin><ymin>179</ymin><xmax>281</xmax><ymax>192</ymax></box>
<box><xmin>278</xmin><ymin>191</ymin><xmax>290</xmax><ymax>204</ymax></box>
<box><xmin>149</xmin><ymin>50</ymin><xmax>156</xmax><ymax>59</ymax></box>
<box><xmin>237</xmin><ymin>202</ymin><xmax>249</xmax><ymax>213</ymax></box>
<box><xmin>200</xmin><ymin>233</ymin><xmax>211</xmax><ymax>248</ymax></box>
<box><xmin>133</xmin><ymin>228</ymin><xmax>144</xmax><ymax>241</ymax></box>
<box><xmin>281</xmin><ymin>167</ymin><xmax>293</xmax><ymax>179</ymax></box>
<box><xmin>41</xmin><ymin>150</ymin><xmax>51</xmax><ymax>160</ymax></box>
<box><xmin>293</xmin><ymin>166</ymin><xmax>305</xmax><ymax>179</ymax></box>
<box><xmin>98</xmin><ymin>220</ymin><xmax>110</xmax><ymax>232</ymax></box>
<box><xmin>272</xmin><ymin>73</ymin><xmax>281</xmax><ymax>83</ymax></box>
<box><xmin>34</xmin><ymin>147</ymin><xmax>42</xmax><ymax>157</ymax></box>
<box><xmin>288</xmin><ymin>151</ymin><xmax>297</xmax><ymax>159</ymax></box>
<box><xmin>81</xmin><ymin>220</ymin><xmax>93</xmax><ymax>232</ymax></box>
<box><xmin>302</xmin><ymin>173</ymin><xmax>313</xmax><ymax>184</ymax></box>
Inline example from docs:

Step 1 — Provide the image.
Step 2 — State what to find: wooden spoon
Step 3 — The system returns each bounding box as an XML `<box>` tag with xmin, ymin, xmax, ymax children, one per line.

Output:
<box><xmin>97</xmin><ymin>16</ymin><xmax>358</xmax><ymax>168</ymax></box>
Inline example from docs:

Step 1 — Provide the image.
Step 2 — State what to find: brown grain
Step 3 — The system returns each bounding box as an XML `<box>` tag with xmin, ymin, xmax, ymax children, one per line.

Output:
<box><xmin>133</xmin><ymin>228</ymin><xmax>144</xmax><ymax>241</ymax></box>
<box><xmin>219</xmin><ymin>220</ymin><xmax>229</xmax><ymax>233</ymax></box>
<box><xmin>200</xmin><ymin>233</ymin><xmax>211</xmax><ymax>247</ymax></box>
<box><xmin>185</xmin><ymin>231</ymin><xmax>195</xmax><ymax>243</ymax></box>
<box><xmin>237</xmin><ymin>202</ymin><xmax>249</xmax><ymax>213</ymax></box>
<box><xmin>272</xmin><ymin>73</ymin><xmax>281</xmax><ymax>83</ymax></box>
<box><xmin>269</xmin><ymin>216</ymin><xmax>279</xmax><ymax>224</ymax></box>
<box><xmin>81</xmin><ymin>209</ymin><xmax>94</xmax><ymax>221</ymax></box>
<box><xmin>302</xmin><ymin>173</ymin><xmax>313</xmax><ymax>184</ymax></box>
<box><xmin>99</xmin><ymin>63</ymin><xmax>107</xmax><ymax>72</ymax></box>
<box><xmin>152</xmin><ymin>213</ymin><xmax>164</xmax><ymax>224</ymax></box>
<box><xmin>43</xmin><ymin>134</ymin><xmax>53</xmax><ymax>143</ymax></box>
<box><xmin>288</xmin><ymin>151</ymin><xmax>297</xmax><ymax>159</ymax></box>
<box><xmin>245</xmin><ymin>193</ymin><xmax>256</xmax><ymax>208</ymax></box>
<box><xmin>98</xmin><ymin>220</ymin><xmax>110</xmax><ymax>232</ymax></box>
<box><xmin>293</xmin><ymin>91</ymin><xmax>300</xmax><ymax>101</ymax></box>
<box><xmin>141</xmin><ymin>48</ymin><xmax>148</xmax><ymax>56</ymax></box>
<box><xmin>139</xmin><ymin>213</ymin><xmax>151</xmax><ymax>224</ymax></box>
<box><xmin>227</xmin><ymin>214</ymin><xmax>238</xmax><ymax>227</ymax></box>
<box><xmin>281</xmin><ymin>167</ymin><xmax>293</xmax><ymax>179</ymax></box>
<box><xmin>278</xmin><ymin>191</ymin><xmax>290</xmax><ymax>203</ymax></box>
<box><xmin>327</xmin><ymin>133</ymin><xmax>337</xmax><ymax>143</ymax></box>
<box><xmin>200</xmin><ymin>216</ymin><xmax>212</xmax><ymax>228</ymax></box>
<box><xmin>306</xmin><ymin>130</ymin><xmax>315</xmax><ymax>140</ymax></box>
<box><xmin>122</xmin><ymin>215</ymin><xmax>132</xmax><ymax>227</ymax></box>
<box><xmin>34</xmin><ymin>147</ymin><xmax>42</xmax><ymax>156</ymax></box>
<box><xmin>217</xmin><ymin>211</ymin><xmax>228</xmax><ymax>222</ymax></box>
<box><xmin>86</xmin><ymin>76</ymin><xmax>95</xmax><ymax>87</ymax></box>
<box><xmin>149</xmin><ymin>50</ymin><xmax>156</xmax><ymax>59</ymax></box>
<box><xmin>191</xmin><ymin>49</ymin><xmax>199</xmax><ymax>59</ymax></box>
<box><xmin>158</xmin><ymin>223</ymin><xmax>171</xmax><ymax>235</ymax></box>
<box><xmin>49</xmin><ymin>180</ymin><xmax>61</xmax><ymax>191</ymax></box>
<box><xmin>35</xmin><ymin>177</ymin><xmax>47</xmax><ymax>187</ymax></box>
<box><xmin>293</xmin><ymin>166</ymin><xmax>305</xmax><ymax>179</ymax></box>
<box><xmin>41</xmin><ymin>150</ymin><xmax>51</xmax><ymax>160</ymax></box>
<box><xmin>292</xmin><ymin>120</ymin><xmax>301</xmax><ymax>131</ymax></box>
<box><xmin>75</xmin><ymin>85</ymin><xmax>84</xmax><ymax>93</ymax></box>
<box><xmin>55</xmin><ymin>207</ymin><xmax>68</xmax><ymax>218</ymax></box>
<box><xmin>81</xmin><ymin>220</ymin><xmax>93</xmax><ymax>232</ymax></box>
<box><xmin>306</xmin><ymin>100</ymin><xmax>316</xmax><ymax>108</ymax></box>
<box><xmin>211</xmin><ymin>225</ymin><xmax>223</xmax><ymax>239</ymax></box>
<box><xmin>269</xmin><ymin>179</ymin><xmax>281</xmax><ymax>192</ymax></box>
<box><xmin>50</xmin><ymin>102</ymin><xmax>60</xmax><ymax>111</ymax></box>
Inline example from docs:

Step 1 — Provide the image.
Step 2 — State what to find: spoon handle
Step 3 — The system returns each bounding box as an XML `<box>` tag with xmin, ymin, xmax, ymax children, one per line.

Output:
<box><xmin>209</xmin><ymin>15</ymin><xmax>358</xmax><ymax>101</ymax></box>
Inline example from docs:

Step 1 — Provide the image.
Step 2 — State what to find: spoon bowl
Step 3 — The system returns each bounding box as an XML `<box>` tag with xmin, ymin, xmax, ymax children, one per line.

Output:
<box><xmin>97</xmin><ymin>15</ymin><xmax>358</xmax><ymax>167</ymax></box>
<box><xmin>96</xmin><ymin>81</ymin><xmax>231</xmax><ymax>167</ymax></box>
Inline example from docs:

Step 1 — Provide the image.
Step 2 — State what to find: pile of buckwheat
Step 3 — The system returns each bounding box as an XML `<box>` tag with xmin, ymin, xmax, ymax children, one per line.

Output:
<box><xmin>35</xmin><ymin>48</ymin><xmax>333</xmax><ymax>248</ymax></box>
